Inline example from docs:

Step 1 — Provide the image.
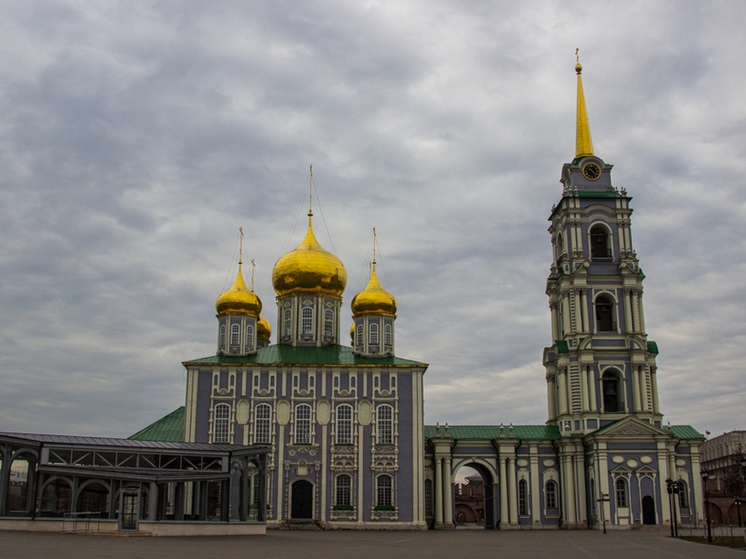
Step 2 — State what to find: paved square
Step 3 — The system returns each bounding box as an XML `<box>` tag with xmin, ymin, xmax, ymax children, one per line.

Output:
<box><xmin>1</xmin><ymin>529</ymin><xmax>744</xmax><ymax>559</ymax></box>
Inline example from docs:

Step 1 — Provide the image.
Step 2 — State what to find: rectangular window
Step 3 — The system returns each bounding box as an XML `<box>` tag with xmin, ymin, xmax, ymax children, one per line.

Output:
<box><xmin>336</xmin><ymin>474</ymin><xmax>351</xmax><ymax>506</ymax></box>
<box><xmin>545</xmin><ymin>481</ymin><xmax>557</xmax><ymax>509</ymax></box>
<box><xmin>230</xmin><ymin>323</ymin><xmax>240</xmax><ymax>345</ymax></box>
<box><xmin>324</xmin><ymin>309</ymin><xmax>334</xmax><ymax>337</ymax></box>
<box><xmin>254</xmin><ymin>404</ymin><xmax>271</xmax><ymax>444</ymax></box>
<box><xmin>518</xmin><ymin>479</ymin><xmax>528</xmax><ymax>516</ymax></box>
<box><xmin>295</xmin><ymin>404</ymin><xmax>311</xmax><ymax>444</ymax></box>
<box><xmin>377</xmin><ymin>475</ymin><xmax>392</xmax><ymax>507</ymax></box>
<box><xmin>336</xmin><ymin>405</ymin><xmax>352</xmax><ymax>445</ymax></box>
<box><xmin>284</xmin><ymin>309</ymin><xmax>291</xmax><ymax>336</ymax></box>
<box><xmin>302</xmin><ymin>307</ymin><xmax>313</xmax><ymax>335</ymax></box>
<box><xmin>376</xmin><ymin>405</ymin><xmax>393</xmax><ymax>445</ymax></box>
<box><xmin>213</xmin><ymin>404</ymin><xmax>231</xmax><ymax>443</ymax></box>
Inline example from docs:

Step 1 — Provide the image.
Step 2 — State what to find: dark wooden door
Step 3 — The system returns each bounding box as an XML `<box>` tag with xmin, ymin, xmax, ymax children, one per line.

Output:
<box><xmin>291</xmin><ymin>480</ymin><xmax>313</xmax><ymax>519</ymax></box>
<box><xmin>642</xmin><ymin>495</ymin><xmax>656</xmax><ymax>525</ymax></box>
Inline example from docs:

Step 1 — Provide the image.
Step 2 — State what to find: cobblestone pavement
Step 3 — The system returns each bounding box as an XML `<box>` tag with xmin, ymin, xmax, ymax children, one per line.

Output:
<box><xmin>1</xmin><ymin>529</ymin><xmax>744</xmax><ymax>559</ymax></box>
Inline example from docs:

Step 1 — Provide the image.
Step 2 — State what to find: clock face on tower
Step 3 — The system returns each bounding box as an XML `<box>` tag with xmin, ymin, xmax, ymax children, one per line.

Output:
<box><xmin>582</xmin><ymin>161</ymin><xmax>601</xmax><ymax>180</ymax></box>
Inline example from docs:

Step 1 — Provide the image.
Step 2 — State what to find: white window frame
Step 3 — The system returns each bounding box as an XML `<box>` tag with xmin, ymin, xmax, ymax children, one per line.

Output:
<box><xmin>213</xmin><ymin>403</ymin><xmax>231</xmax><ymax>443</ymax></box>
<box><xmin>254</xmin><ymin>403</ymin><xmax>271</xmax><ymax>444</ymax></box>
<box><xmin>376</xmin><ymin>404</ymin><xmax>393</xmax><ymax>445</ymax></box>
<box><xmin>301</xmin><ymin>307</ymin><xmax>314</xmax><ymax>335</ymax></box>
<box><xmin>295</xmin><ymin>403</ymin><xmax>312</xmax><ymax>444</ymax></box>
<box><xmin>230</xmin><ymin>323</ymin><xmax>240</xmax><ymax>345</ymax></box>
<box><xmin>376</xmin><ymin>474</ymin><xmax>393</xmax><ymax>507</ymax></box>
<box><xmin>336</xmin><ymin>473</ymin><xmax>351</xmax><ymax>506</ymax></box>
<box><xmin>369</xmin><ymin>323</ymin><xmax>379</xmax><ymax>345</ymax></box>
<box><xmin>246</xmin><ymin>324</ymin><xmax>254</xmax><ymax>347</ymax></box>
<box><xmin>336</xmin><ymin>404</ymin><xmax>353</xmax><ymax>445</ymax></box>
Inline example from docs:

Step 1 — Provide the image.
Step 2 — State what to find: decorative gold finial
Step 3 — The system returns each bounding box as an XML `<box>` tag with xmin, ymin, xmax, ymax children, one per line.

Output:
<box><xmin>373</xmin><ymin>226</ymin><xmax>377</xmax><ymax>265</ymax></box>
<box><xmin>238</xmin><ymin>226</ymin><xmax>244</xmax><ymax>265</ymax></box>
<box><xmin>575</xmin><ymin>48</ymin><xmax>582</xmax><ymax>73</ymax></box>
<box><xmin>308</xmin><ymin>165</ymin><xmax>313</xmax><ymax>217</ymax></box>
<box><xmin>250</xmin><ymin>258</ymin><xmax>256</xmax><ymax>292</ymax></box>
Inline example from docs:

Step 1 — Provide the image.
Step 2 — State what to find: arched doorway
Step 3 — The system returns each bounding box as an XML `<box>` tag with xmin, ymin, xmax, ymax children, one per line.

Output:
<box><xmin>291</xmin><ymin>480</ymin><xmax>313</xmax><ymax>519</ymax></box>
<box><xmin>452</xmin><ymin>463</ymin><xmax>496</xmax><ymax>529</ymax></box>
<box><xmin>642</xmin><ymin>495</ymin><xmax>656</xmax><ymax>525</ymax></box>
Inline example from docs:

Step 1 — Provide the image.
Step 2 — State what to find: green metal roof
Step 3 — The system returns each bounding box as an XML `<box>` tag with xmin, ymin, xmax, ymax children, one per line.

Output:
<box><xmin>647</xmin><ymin>341</ymin><xmax>659</xmax><ymax>354</ymax></box>
<box><xmin>129</xmin><ymin>407</ymin><xmax>185</xmax><ymax>442</ymax></box>
<box><xmin>670</xmin><ymin>425</ymin><xmax>704</xmax><ymax>440</ymax></box>
<box><xmin>555</xmin><ymin>340</ymin><xmax>569</xmax><ymax>354</ymax></box>
<box><xmin>184</xmin><ymin>344</ymin><xmax>428</xmax><ymax>368</ymax></box>
<box><xmin>425</xmin><ymin>424</ymin><xmax>561</xmax><ymax>441</ymax></box>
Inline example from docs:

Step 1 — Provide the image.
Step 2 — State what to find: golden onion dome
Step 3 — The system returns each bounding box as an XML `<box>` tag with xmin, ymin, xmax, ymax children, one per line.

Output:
<box><xmin>272</xmin><ymin>215</ymin><xmax>347</xmax><ymax>297</ymax></box>
<box><xmin>216</xmin><ymin>263</ymin><xmax>262</xmax><ymax>316</ymax></box>
<box><xmin>350</xmin><ymin>323</ymin><xmax>355</xmax><ymax>342</ymax></box>
<box><xmin>350</xmin><ymin>263</ymin><xmax>397</xmax><ymax>317</ymax></box>
<box><xmin>257</xmin><ymin>315</ymin><xmax>271</xmax><ymax>341</ymax></box>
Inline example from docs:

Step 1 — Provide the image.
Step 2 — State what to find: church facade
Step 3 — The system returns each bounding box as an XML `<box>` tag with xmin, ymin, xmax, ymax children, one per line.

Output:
<box><xmin>156</xmin><ymin>62</ymin><xmax>704</xmax><ymax>529</ymax></box>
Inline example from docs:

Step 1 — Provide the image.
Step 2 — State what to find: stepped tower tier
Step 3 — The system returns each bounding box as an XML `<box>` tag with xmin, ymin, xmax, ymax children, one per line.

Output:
<box><xmin>351</xmin><ymin>258</ymin><xmax>397</xmax><ymax>357</ymax></box>
<box><xmin>543</xmin><ymin>60</ymin><xmax>662</xmax><ymax>437</ymax></box>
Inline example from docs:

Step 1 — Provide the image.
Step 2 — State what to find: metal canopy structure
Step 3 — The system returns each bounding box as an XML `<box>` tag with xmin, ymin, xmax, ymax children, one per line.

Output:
<box><xmin>0</xmin><ymin>432</ymin><xmax>269</xmax><ymax>531</ymax></box>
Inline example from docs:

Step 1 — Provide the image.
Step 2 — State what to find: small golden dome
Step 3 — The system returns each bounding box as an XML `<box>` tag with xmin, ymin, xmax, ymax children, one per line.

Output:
<box><xmin>575</xmin><ymin>62</ymin><xmax>582</xmax><ymax>74</ymax></box>
<box><xmin>272</xmin><ymin>215</ymin><xmax>347</xmax><ymax>297</ymax></box>
<box><xmin>257</xmin><ymin>315</ymin><xmax>271</xmax><ymax>341</ymax></box>
<box><xmin>351</xmin><ymin>263</ymin><xmax>397</xmax><ymax>316</ymax></box>
<box><xmin>350</xmin><ymin>323</ymin><xmax>355</xmax><ymax>341</ymax></box>
<box><xmin>216</xmin><ymin>263</ymin><xmax>262</xmax><ymax>316</ymax></box>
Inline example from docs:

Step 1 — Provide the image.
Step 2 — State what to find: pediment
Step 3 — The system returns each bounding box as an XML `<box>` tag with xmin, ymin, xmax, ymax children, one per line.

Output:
<box><xmin>595</xmin><ymin>416</ymin><xmax>666</xmax><ymax>438</ymax></box>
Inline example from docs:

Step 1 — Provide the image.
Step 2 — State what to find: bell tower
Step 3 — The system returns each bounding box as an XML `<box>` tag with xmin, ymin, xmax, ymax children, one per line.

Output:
<box><xmin>543</xmin><ymin>58</ymin><xmax>663</xmax><ymax>436</ymax></box>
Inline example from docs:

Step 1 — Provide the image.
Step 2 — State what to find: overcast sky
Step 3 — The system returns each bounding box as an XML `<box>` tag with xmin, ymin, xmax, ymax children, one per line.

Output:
<box><xmin>1</xmin><ymin>1</ymin><xmax>744</xmax><ymax>440</ymax></box>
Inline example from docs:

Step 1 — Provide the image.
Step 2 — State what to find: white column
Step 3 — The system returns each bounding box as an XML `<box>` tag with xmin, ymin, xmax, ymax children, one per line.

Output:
<box><xmin>587</xmin><ymin>365</ymin><xmax>598</xmax><ymax>412</ymax></box>
<box><xmin>631</xmin><ymin>364</ymin><xmax>641</xmax><ymax>413</ymax></box>
<box><xmin>639</xmin><ymin>291</ymin><xmax>646</xmax><ymax>333</ymax></box>
<box><xmin>547</xmin><ymin>375</ymin><xmax>557</xmax><ymax>420</ymax></box>
<box><xmin>443</xmin><ymin>455</ymin><xmax>453</xmax><ymax>526</ymax></box>
<box><xmin>563</xmin><ymin>454</ymin><xmax>577</xmax><ymax>523</ymax></box>
<box><xmin>651</xmin><ymin>368</ymin><xmax>660</xmax><ymax>414</ymax></box>
<box><xmin>508</xmin><ymin>457</ymin><xmax>518</xmax><ymax>525</ymax></box>
<box><xmin>558</xmin><ymin>368</ymin><xmax>569</xmax><ymax>416</ymax></box>
<box><xmin>499</xmin><ymin>456</ymin><xmax>508</xmax><ymax>527</ymax></box>
<box><xmin>434</xmin><ymin>457</ymin><xmax>443</xmax><ymax>527</ymax></box>
<box><xmin>581</xmin><ymin>366</ymin><xmax>590</xmax><ymax>413</ymax></box>
<box><xmin>530</xmin><ymin>450</ymin><xmax>541</xmax><ymax>524</ymax></box>
<box><xmin>624</xmin><ymin>289</ymin><xmax>633</xmax><ymax>333</ymax></box>
<box><xmin>562</xmin><ymin>295</ymin><xmax>572</xmax><ymax>336</ymax></box>
<box><xmin>580</xmin><ymin>290</ymin><xmax>589</xmax><ymax>333</ymax></box>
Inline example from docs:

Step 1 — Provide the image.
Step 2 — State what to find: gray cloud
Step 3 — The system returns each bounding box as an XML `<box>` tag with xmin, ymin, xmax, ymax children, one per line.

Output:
<box><xmin>0</xmin><ymin>1</ymin><xmax>745</xmax><ymax>438</ymax></box>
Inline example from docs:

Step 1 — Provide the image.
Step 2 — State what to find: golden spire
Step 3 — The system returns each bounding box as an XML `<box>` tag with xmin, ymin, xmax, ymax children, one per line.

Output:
<box><xmin>575</xmin><ymin>48</ymin><xmax>594</xmax><ymax>159</ymax></box>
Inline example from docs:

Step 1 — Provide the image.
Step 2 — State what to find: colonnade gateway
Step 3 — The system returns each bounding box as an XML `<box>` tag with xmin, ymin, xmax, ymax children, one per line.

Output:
<box><xmin>136</xmin><ymin>61</ymin><xmax>704</xmax><ymax>530</ymax></box>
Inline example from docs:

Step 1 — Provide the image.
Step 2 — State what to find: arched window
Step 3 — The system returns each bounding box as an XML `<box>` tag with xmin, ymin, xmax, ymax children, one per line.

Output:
<box><xmin>324</xmin><ymin>309</ymin><xmax>334</xmax><ymax>337</ymax></box>
<box><xmin>254</xmin><ymin>403</ymin><xmax>271</xmax><ymax>444</ymax></box>
<box><xmin>301</xmin><ymin>307</ymin><xmax>313</xmax><ymax>335</ymax></box>
<box><xmin>370</xmin><ymin>323</ymin><xmax>379</xmax><ymax>345</ymax></box>
<box><xmin>246</xmin><ymin>324</ymin><xmax>254</xmax><ymax>347</ymax></box>
<box><xmin>590</xmin><ymin>225</ymin><xmax>611</xmax><ymax>258</ymax></box>
<box><xmin>336</xmin><ymin>474</ymin><xmax>351</xmax><ymax>506</ymax></box>
<box><xmin>545</xmin><ymin>480</ymin><xmax>557</xmax><ymax>509</ymax></box>
<box><xmin>284</xmin><ymin>308</ymin><xmax>291</xmax><ymax>336</ymax></box>
<box><xmin>295</xmin><ymin>403</ymin><xmax>312</xmax><ymax>444</ymax></box>
<box><xmin>615</xmin><ymin>478</ymin><xmax>628</xmax><ymax>508</ymax></box>
<box><xmin>376</xmin><ymin>404</ymin><xmax>393</xmax><ymax>445</ymax></box>
<box><xmin>518</xmin><ymin>479</ymin><xmax>528</xmax><ymax>516</ymax></box>
<box><xmin>603</xmin><ymin>370</ymin><xmax>623</xmax><ymax>413</ymax></box>
<box><xmin>595</xmin><ymin>295</ymin><xmax>614</xmax><ymax>331</ymax></box>
<box><xmin>376</xmin><ymin>474</ymin><xmax>392</xmax><ymax>507</ymax></box>
<box><xmin>336</xmin><ymin>404</ymin><xmax>353</xmax><ymax>445</ymax></box>
<box><xmin>356</xmin><ymin>324</ymin><xmax>363</xmax><ymax>347</ymax></box>
<box><xmin>384</xmin><ymin>324</ymin><xmax>392</xmax><ymax>346</ymax></box>
<box><xmin>219</xmin><ymin>324</ymin><xmax>226</xmax><ymax>347</ymax></box>
<box><xmin>425</xmin><ymin>479</ymin><xmax>434</xmax><ymax>517</ymax></box>
<box><xmin>230</xmin><ymin>323</ymin><xmax>240</xmax><ymax>345</ymax></box>
<box><xmin>213</xmin><ymin>403</ymin><xmax>231</xmax><ymax>443</ymax></box>
<box><xmin>678</xmin><ymin>480</ymin><xmax>689</xmax><ymax>508</ymax></box>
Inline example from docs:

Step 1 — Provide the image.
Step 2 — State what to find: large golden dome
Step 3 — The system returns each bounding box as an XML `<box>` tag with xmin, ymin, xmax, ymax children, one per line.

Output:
<box><xmin>272</xmin><ymin>215</ymin><xmax>347</xmax><ymax>297</ymax></box>
<box><xmin>216</xmin><ymin>263</ymin><xmax>262</xmax><ymax>316</ymax></box>
<box><xmin>350</xmin><ymin>263</ymin><xmax>397</xmax><ymax>316</ymax></box>
<box><xmin>257</xmin><ymin>315</ymin><xmax>271</xmax><ymax>341</ymax></box>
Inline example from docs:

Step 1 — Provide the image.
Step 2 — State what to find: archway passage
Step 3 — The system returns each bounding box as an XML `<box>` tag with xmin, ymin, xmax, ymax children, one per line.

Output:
<box><xmin>291</xmin><ymin>480</ymin><xmax>313</xmax><ymax>519</ymax></box>
<box><xmin>452</xmin><ymin>464</ymin><xmax>495</xmax><ymax>529</ymax></box>
<box><xmin>642</xmin><ymin>495</ymin><xmax>656</xmax><ymax>525</ymax></box>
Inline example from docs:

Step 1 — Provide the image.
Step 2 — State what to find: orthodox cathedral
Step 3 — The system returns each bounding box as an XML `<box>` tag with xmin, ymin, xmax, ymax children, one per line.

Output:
<box><xmin>133</xmin><ymin>62</ymin><xmax>705</xmax><ymax>530</ymax></box>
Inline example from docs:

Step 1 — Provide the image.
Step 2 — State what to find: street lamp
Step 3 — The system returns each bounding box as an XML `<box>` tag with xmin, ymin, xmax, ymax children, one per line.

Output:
<box><xmin>735</xmin><ymin>495</ymin><xmax>743</xmax><ymax>528</ymax></box>
<box><xmin>666</xmin><ymin>478</ymin><xmax>680</xmax><ymax>537</ymax></box>
<box><xmin>701</xmin><ymin>470</ymin><xmax>713</xmax><ymax>543</ymax></box>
